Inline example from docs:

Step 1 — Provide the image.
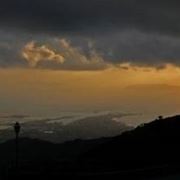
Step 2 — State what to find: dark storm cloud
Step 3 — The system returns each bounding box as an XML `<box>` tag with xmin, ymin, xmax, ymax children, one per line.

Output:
<box><xmin>2</xmin><ymin>29</ymin><xmax>180</xmax><ymax>70</ymax></box>
<box><xmin>0</xmin><ymin>0</ymin><xmax>180</xmax><ymax>36</ymax></box>
<box><xmin>1</xmin><ymin>0</ymin><xmax>180</xmax><ymax>70</ymax></box>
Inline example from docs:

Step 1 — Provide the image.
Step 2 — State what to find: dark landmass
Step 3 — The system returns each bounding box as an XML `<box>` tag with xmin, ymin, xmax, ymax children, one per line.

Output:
<box><xmin>0</xmin><ymin>113</ymin><xmax>132</xmax><ymax>143</ymax></box>
<box><xmin>1</xmin><ymin>115</ymin><xmax>180</xmax><ymax>179</ymax></box>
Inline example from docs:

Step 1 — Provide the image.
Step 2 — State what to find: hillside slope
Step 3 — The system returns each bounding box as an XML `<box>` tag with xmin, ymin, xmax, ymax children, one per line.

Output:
<box><xmin>80</xmin><ymin>115</ymin><xmax>180</xmax><ymax>171</ymax></box>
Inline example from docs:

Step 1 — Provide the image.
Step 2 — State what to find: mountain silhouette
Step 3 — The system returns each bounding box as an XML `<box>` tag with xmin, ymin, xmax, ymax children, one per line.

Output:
<box><xmin>79</xmin><ymin>115</ymin><xmax>180</xmax><ymax>173</ymax></box>
<box><xmin>1</xmin><ymin>115</ymin><xmax>180</xmax><ymax>179</ymax></box>
<box><xmin>0</xmin><ymin>113</ymin><xmax>132</xmax><ymax>143</ymax></box>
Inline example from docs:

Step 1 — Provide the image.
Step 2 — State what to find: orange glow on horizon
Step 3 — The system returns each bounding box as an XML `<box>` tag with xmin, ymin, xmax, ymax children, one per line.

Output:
<box><xmin>0</xmin><ymin>64</ymin><xmax>180</xmax><ymax>117</ymax></box>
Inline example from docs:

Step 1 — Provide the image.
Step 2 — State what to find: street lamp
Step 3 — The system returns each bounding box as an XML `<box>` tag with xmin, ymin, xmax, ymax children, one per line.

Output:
<box><xmin>14</xmin><ymin>122</ymin><xmax>21</xmax><ymax>170</ymax></box>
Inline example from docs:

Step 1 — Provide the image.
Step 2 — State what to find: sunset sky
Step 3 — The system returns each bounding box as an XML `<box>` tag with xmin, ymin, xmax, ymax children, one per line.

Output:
<box><xmin>0</xmin><ymin>0</ymin><xmax>180</xmax><ymax>125</ymax></box>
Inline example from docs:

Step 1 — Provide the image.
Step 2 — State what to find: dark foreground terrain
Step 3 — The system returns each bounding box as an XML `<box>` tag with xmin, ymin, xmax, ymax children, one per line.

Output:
<box><xmin>1</xmin><ymin>115</ymin><xmax>180</xmax><ymax>179</ymax></box>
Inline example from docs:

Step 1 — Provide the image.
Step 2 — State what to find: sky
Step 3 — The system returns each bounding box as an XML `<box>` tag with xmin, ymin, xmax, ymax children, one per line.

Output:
<box><xmin>1</xmin><ymin>0</ymin><xmax>180</xmax><ymax>125</ymax></box>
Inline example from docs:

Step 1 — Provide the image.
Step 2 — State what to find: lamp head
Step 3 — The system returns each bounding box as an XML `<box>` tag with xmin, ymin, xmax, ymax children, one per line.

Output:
<box><xmin>14</xmin><ymin>122</ymin><xmax>21</xmax><ymax>135</ymax></box>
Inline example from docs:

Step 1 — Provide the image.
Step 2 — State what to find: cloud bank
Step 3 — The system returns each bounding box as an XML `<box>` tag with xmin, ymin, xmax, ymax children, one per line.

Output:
<box><xmin>0</xmin><ymin>0</ymin><xmax>180</xmax><ymax>70</ymax></box>
<box><xmin>0</xmin><ymin>0</ymin><xmax>179</xmax><ymax>36</ymax></box>
<box><xmin>21</xmin><ymin>39</ymin><xmax>110</xmax><ymax>70</ymax></box>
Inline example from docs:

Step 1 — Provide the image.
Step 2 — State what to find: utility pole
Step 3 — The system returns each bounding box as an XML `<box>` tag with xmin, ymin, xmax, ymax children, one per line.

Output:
<box><xmin>14</xmin><ymin>122</ymin><xmax>21</xmax><ymax>170</ymax></box>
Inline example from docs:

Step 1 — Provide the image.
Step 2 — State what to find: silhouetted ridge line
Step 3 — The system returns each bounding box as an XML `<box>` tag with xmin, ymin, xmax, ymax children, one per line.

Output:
<box><xmin>1</xmin><ymin>115</ymin><xmax>180</xmax><ymax>179</ymax></box>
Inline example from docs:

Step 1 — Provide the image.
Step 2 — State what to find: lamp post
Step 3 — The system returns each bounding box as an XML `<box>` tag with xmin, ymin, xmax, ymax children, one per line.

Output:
<box><xmin>14</xmin><ymin>122</ymin><xmax>21</xmax><ymax>170</ymax></box>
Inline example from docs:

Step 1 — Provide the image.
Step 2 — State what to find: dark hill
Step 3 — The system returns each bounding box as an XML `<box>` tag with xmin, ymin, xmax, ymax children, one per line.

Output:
<box><xmin>1</xmin><ymin>115</ymin><xmax>180</xmax><ymax>179</ymax></box>
<box><xmin>79</xmin><ymin>115</ymin><xmax>180</xmax><ymax>171</ymax></box>
<box><xmin>0</xmin><ymin>137</ymin><xmax>111</xmax><ymax>164</ymax></box>
<box><xmin>0</xmin><ymin>113</ymin><xmax>132</xmax><ymax>143</ymax></box>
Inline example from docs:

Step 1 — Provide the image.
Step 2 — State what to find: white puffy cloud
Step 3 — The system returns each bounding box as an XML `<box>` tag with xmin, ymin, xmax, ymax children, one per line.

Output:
<box><xmin>22</xmin><ymin>39</ymin><xmax>110</xmax><ymax>70</ymax></box>
<box><xmin>22</xmin><ymin>41</ymin><xmax>65</xmax><ymax>67</ymax></box>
